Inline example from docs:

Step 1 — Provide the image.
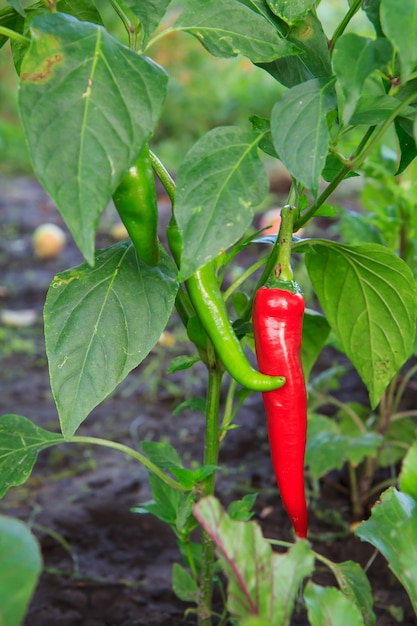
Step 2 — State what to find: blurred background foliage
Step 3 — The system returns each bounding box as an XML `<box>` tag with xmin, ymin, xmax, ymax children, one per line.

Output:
<box><xmin>0</xmin><ymin>0</ymin><xmax>371</xmax><ymax>175</ymax></box>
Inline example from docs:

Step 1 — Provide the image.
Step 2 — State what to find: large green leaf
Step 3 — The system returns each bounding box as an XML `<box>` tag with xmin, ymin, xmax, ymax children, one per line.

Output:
<box><xmin>380</xmin><ymin>0</ymin><xmax>417</xmax><ymax>82</ymax></box>
<box><xmin>44</xmin><ymin>241</ymin><xmax>178</xmax><ymax>437</ymax></box>
<box><xmin>271</xmin><ymin>78</ymin><xmax>336</xmax><ymax>197</ymax></box>
<box><xmin>173</xmin><ymin>0</ymin><xmax>299</xmax><ymax>63</ymax></box>
<box><xmin>332</xmin><ymin>34</ymin><xmax>392</xmax><ymax>124</ymax></box>
<box><xmin>125</xmin><ymin>0</ymin><xmax>172</xmax><ymax>44</ymax></box>
<box><xmin>0</xmin><ymin>414</ymin><xmax>63</xmax><ymax>498</ymax></box>
<box><xmin>194</xmin><ymin>496</ymin><xmax>314</xmax><ymax>623</ymax></box>
<box><xmin>266</xmin><ymin>0</ymin><xmax>315</xmax><ymax>25</ymax></box>
<box><xmin>19</xmin><ymin>12</ymin><xmax>167</xmax><ymax>265</ymax></box>
<box><xmin>0</xmin><ymin>514</ymin><xmax>42</xmax><ymax>626</ymax></box>
<box><xmin>356</xmin><ymin>487</ymin><xmax>417</xmax><ymax>614</ymax></box>
<box><xmin>304</xmin><ymin>241</ymin><xmax>417</xmax><ymax>407</ymax></box>
<box><xmin>258</xmin><ymin>11</ymin><xmax>332</xmax><ymax>88</ymax></box>
<box><xmin>304</xmin><ymin>582</ymin><xmax>365</xmax><ymax>626</ymax></box>
<box><xmin>176</xmin><ymin>127</ymin><xmax>270</xmax><ymax>280</ymax></box>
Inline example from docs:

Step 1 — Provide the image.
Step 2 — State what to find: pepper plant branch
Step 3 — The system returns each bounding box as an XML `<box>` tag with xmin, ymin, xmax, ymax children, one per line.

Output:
<box><xmin>223</xmin><ymin>256</ymin><xmax>266</xmax><ymax>302</ymax></box>
<box><xmin>67</xmin><ymin>435</ymin><xmax>186</xmax><ymax>491</ymax></box>
<box><xmin>297</xmin><ymin>92</ymin><xmax>417</xmax><ymax>230</ymax></box>
<box><xmin>199</xmin><ymin>344</ymin><xmax>224</xmax><ymax>625</ymax></box>
<box><xmin>108</xmin><ymin>0</ymin><xmax>134</xmax><ymax>44</ymax></box>
<box><xmin>0</xmin><ymin>26</ymin><xmax>30</xmax><ymax>43</ymax></box>
<box><xmin>328</xmin><ymin>0</ymin><xmax>363</xmax><ymax>54</ymax></box>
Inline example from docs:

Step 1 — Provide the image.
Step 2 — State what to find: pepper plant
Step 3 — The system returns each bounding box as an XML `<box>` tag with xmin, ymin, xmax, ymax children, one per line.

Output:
<box><xmin>1</xmin><ymin>0</ymin><xmax>417</xmax><ymax>625</ymax></box>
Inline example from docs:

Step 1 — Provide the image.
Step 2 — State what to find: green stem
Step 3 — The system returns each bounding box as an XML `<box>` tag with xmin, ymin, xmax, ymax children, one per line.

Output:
<box><xmin>0</xmin><ymin>26</ymin><xmax>30</xmax><ymax>43</ymax></box>
<box><xmin>348</xmin><ymin>462</ymin><xmax>362</xmax><ymax>518</ymax></box>
<box><xmin>350</xmin><ymin>93</ymin><xmax>417</xmax><ymax>170</ymax></box>
<box><xmin>67</xmin><ymin>435</ymin><xmax>185</xmax><ymax>491</ymax></box>
<box><xmin>391</xmin><ymin>409</ymin><xmax>417</xmax><ymax>421</ymax></box>
<box><xmin>219</xmin><ymin>377</ymin><xmax>238</xmax><ymax>442</ymax></box>
<box><xmin>198</xmin><ymin>347</ymin><xmax>223</xmax><ymax>626</ymax></box>
<box><xmin>241</xmin><ymin>187</ymin><xmax>299</xmax><ymax>321</ymax></box>
<box><xmin>108</xmin><ymin>0</ymin><xmax>134</xmax><ymax>46</ymax></box>
<box><xmin>296</xmin><ymin>124</ymin><xmax>376</xmax><ymax>229</ymax></box>
<box><xmin>223</xmin><ymin>256</ymin><xmax>266</xmax><ymax>302</ymax></box>
<box><xmin>392</xmin><ymin>362</ymin><xmax>417</xmax><ymax>414</ymax></box>
<box><xmin>149</xmin><ymin>150</ymin><xmax>176</xmax><ymax>204</ymax></box>
<box><xmin>329</xmin><ymin>0</ymin><xmax>363</xmax><ymax>54</ymax></box>
<box><xmin>276</xmin><ymin>206</ymin><xmax>295</xmax><ymax>282</ymax></box>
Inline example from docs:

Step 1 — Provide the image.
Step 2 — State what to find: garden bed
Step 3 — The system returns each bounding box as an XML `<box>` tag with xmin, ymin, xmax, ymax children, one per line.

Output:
<box><xmin>0</xmin><ymin>176</ymin><xmax>415</xmax><ymax>626</ymax></box>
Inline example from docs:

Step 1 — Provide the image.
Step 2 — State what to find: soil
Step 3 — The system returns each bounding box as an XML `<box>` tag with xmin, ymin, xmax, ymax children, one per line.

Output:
<box><xmin>0</xmin><ymin>175</ymin><xmax>416</xmax><ymax>626</ymax></box>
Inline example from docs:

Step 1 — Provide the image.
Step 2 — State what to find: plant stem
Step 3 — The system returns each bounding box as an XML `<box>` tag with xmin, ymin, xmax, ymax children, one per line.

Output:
<box><xmin>150</xmin><ymin>150</ymin><xmax>176</xmax><ymax>204</ymax></box>
<box><xmin>296</xmin><ymin>94</ymin><xmax>417</xmax><ymax>230</ymax></box>
<box><xmin>108</xmin><ymin>0</ymin><xmax>135</xmax><ymax>46</ymax></box>
<box><xmin>223</xmin><ymin>256</ymin><xmax>266</xmax><ymax>302</ymax></box>
<box><xmin>67</xmin><ymin>435</ymin><xmax>185</xmax><ymax>491</ymax></box>
<box><xmin>348</xmin><ymin>462</ymin><xmax>362</xmax><ymax>518</ymax></box>
<box><xmin>276</xmin><ymin>206</ymin><xmax>295</xmax><ymax>282</ymax></box>
<box><xmin>198</xmin><ymin>345</ymin><xmax>223</xmax><ymax>626</ymax></box>
<box><xmin>329</xmin><ymin>0</ymin><xmax>363</xmax><ymax>54</ymax></box>
<box><xmin>0</xmin><ymin>26</ymin><xmax>30</xmax><ymax>43</ymax></box>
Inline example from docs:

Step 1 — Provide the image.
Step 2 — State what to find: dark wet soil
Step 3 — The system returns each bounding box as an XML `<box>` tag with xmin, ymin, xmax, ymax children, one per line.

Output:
<box><xmin>0</xmin><ymin>176</ymin><xmax>416</xmax><ymax>626</ymax></box>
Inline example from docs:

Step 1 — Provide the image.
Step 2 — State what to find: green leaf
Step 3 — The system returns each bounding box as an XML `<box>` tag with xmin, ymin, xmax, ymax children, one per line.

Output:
<box><xmin>176</xmin><ymin>127</ymin><xmax>270</xmax><ymax>279</ymax></box>
<box><xmin>227</xmin><ymin>493</ymin><xmax>258</xmax><ymax>521</ymax></box>
<box><xmin>395</xmin><ymin>118</ymin><xmax>417</xmax><ymax>174</ymax></box>
<box><xmin>380</xmin><ymin>0</ymin><xmax>417</xmax><ymax>81</ymax></box>
<box><xmin>193</xmin><ymin>496</ymin><xmax>314</xmax><ymax>623</ymax></box>
<box><xmin>166</xmin><ymin>355</ymin><xmax>200</xmax><ymax>374</ymax></box>
<box><xmin>362</xmin><ymin>0</ymin><xmax>383</xmax><ymax>37</ymax></box>
<box><xmin>5</xmin><ymin>0</ymin><xmax>25</xmax><ymax>17</ymax></box>
<box><xmin>134</xmin><ymin>473</ymin><xmax>196</xmax><ymax>538</ymax></box>
<box><xmin>305</xmin><ymin>241</ymin><xmax>417</xmax><ymax>407</ymax></box>
<box><xmin>350</xmin><ymin>91</ymin><xmax>416</xmax><ymax>126</ymax></box>
<box><xmin>306</xmin><ymin>414</ymin><xmax>383</xmax><ymax>479</ymax></box>
<box><xmin>356</xmin><ymin>487</ymin><xmax>417</xmax><ymax>614</ymax></box>
<box><xmin>58</xmin><ymin>0</ymin><xmax>103</xmax><ymax>23</ymax></box>
<box><xmin>0</xmin><ymin>6</ymin><xmax>20</xmax><ymax>49</ymax></box>
<box><xmin>174</xmin><ymin>0</ymin><xmax>299</xmax><ymax>63</ymax></box>
<box><xmin>302</xmin><ymin>310</ymin><xmax>330</xmax><ymax>381</ymax></box>
<box><xmin>0</xmin><ymin>514</ymin><xmax>42</xmax><ymax>626</ymax></box>
<box><xmin>171</xmin><ymin>466</ymin><xmax>219</xmax><ymax>490</ymax></box>
<box><xmin>325</xmin><ymin>560</ymin><xmax>375</xmax><ymax>626</ymax></box>
<box><xmin>19</xmin><ymin>12</ymin><xmax>167</xmax><ymax>265</ymax></box>
<box><xmin>0</xmin><ymin>414</ymin><xmax>64</xmax><ymax>498</ymax></box>
<box><xmin>266</xmin><ymin>0</ymin><xmax>316</xmax><ymax>25</ymax></box>
<box><xmin>271</xmin><ymin>79</ymin><xmax>336</xmax><ymax>197</ymax></box>
<box><xmin>338</xmin><ymin>210</ymin><xmax>384</xmax><ymax>246</ymax></box>
<box><xmin>172</xmin><ymin>563</ymin><xmax>199</xmax><ymax>603</ymax></box>
<box><xmin>125</xmin><ymin>0</ymin><xmax>172</xmax><ymax>44</ymax></box>
<box><xmin>258</xmin><ymin>11</ymin><xmax>331</xmax><ymax>88</ymax></box>
<box><xmin>332</xmin><ymin>34</ymin><xmax>392</xmax><ymax>124</ymax></box>
<box><xmin>379</xmin><ymin>418</ymin><xmax>417</xmax><ymax>468</ymax></box>
<box><xmin>304</xmin><ymin>582</ymin><xmax>365</xmax><ymax>626</ymax></box>
<box><xmin>44</xmin><ymin>241</ymin><xmax>178</xmax><ymax>438</ymax></box>
<box><xmin>399</xmin><ymin>440</ymin><xmax>417</xmax><ymax>501</ymax></box>
<box><xmin>141</xmin><ymin>441</ymin><xmax>183</xmax><ymax>470</ymax></box>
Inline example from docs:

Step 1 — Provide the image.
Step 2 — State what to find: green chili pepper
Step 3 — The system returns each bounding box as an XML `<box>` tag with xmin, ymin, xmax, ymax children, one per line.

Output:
<box><xmin>167</xmin><ymin>215</ymin><xmax>282</xmax><ymax>389</ymax></box>
<box><xmin>113</xmin><ymin>144</ymin><xmax>159</xmax><ymax>266</ymax></box>
<box><xmin>186</xmin><ymin>263</ymin><xmax>285</xmax><ymax>391</ymax></box>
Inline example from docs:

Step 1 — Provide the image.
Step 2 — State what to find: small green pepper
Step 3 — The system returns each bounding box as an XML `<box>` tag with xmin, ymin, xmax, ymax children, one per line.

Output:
<box><xmin>113</xmin><ymin>144</ymin><xmax>159</xmax><ymax>266</ymax></box>
<box><xmin>186</xmin><ymin>263</ymin><xmax>285</xmax><ymax>392</ymax></box>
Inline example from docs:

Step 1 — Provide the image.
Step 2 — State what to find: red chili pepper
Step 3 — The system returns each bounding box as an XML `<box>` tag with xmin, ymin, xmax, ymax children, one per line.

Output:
<box><xmin>252</xmin><ymin>285</ymin><xmax>308</xmax><ymax>539</ymax></box>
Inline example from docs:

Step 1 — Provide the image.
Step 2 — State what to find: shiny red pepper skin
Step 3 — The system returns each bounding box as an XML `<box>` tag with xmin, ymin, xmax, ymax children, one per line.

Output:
<box><xmin>252</xmin><ymin>286</ymin><xmax>308</xmax><ymax>539</ymax></box>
